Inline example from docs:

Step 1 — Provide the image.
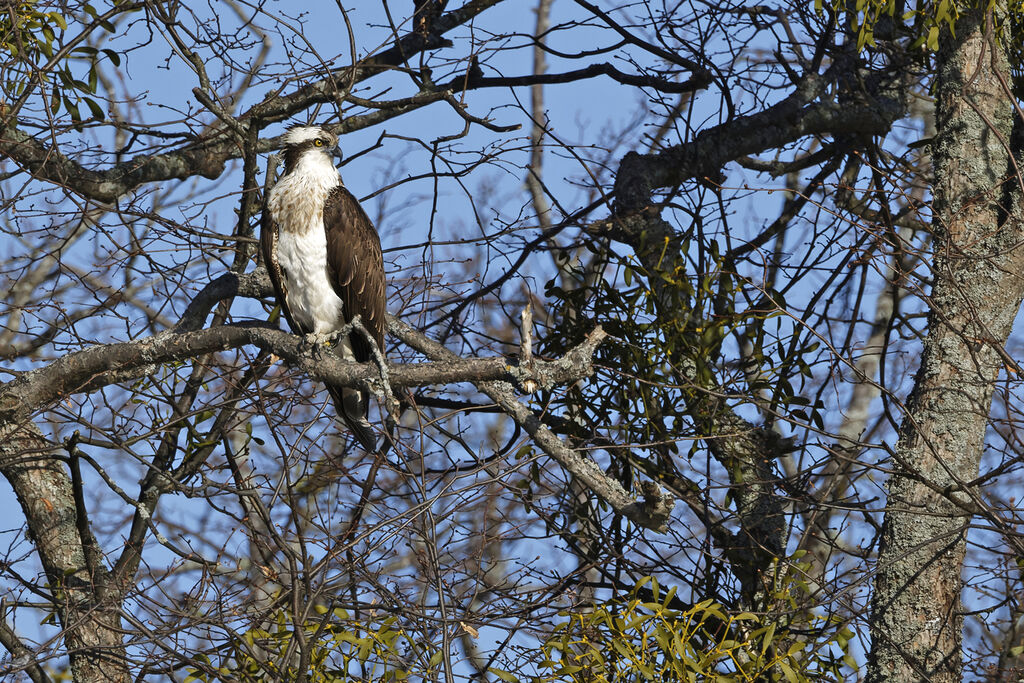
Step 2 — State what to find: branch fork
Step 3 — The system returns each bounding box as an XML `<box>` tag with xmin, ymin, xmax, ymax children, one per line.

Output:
<box><xmin>390</xmin><ymin>316</ymin><xmax>675</xmax><ymax>532</ymax></box>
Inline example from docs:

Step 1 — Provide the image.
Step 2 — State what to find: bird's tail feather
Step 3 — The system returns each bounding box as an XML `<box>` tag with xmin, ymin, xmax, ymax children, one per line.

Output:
<box><xmin>327</xmin><ymin>384</ymin><xmax>377</xmax><ymax>453</ymax></box>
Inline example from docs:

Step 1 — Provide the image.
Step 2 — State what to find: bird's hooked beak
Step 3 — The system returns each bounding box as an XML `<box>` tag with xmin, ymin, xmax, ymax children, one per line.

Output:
<box><xmin>331</xmin><ymin>144</ymin><xmax>344</xmax><ymax>166</ymax></box>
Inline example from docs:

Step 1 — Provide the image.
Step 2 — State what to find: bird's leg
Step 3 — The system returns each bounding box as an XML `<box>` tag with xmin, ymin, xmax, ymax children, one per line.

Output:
<box><xmin>309</xmin><ymin>316</ymin><xmax>362</xmax><ymax>361</ymax></box>
<box><xmin>325</xmin><ymin>315</ymin><xmax>390</xmax><ymax>403</ymax></box>
<box><xmin>304</xmin><ymin>331</ymin><xmax>335</xmax><ymax>346</ymax></box>
<box><xmin>335</xmin><ymin>317</ymin><xmax>401</xmax><ymax>454</ymax></box>
<box><xmin>301</xmin><ymin>331</ymin><xmax>335</xmax><ymax>360</ymax></box>
<box><xmin>317</xmin><ymin>318</ymin><xmax>355</xmax><ymax>351</ymax></box>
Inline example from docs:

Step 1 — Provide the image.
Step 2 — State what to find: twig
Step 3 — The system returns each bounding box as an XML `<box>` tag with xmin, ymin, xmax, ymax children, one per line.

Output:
<box><xmin>389</xmin><ymin>316</ymin><xmax>675</xmax><ymax>531</ymax></box>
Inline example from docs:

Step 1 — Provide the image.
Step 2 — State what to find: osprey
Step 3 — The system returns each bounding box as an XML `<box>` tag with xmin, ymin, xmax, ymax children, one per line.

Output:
<box><xmin>261</xmin><ymin>125</ymin><xmax>386</xmax><ymax>452</ymax></box>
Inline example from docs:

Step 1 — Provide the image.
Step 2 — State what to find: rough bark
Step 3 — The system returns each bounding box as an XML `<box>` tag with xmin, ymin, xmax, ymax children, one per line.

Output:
<box><xmin>867</xmin><ymin>7</ymin><xmax>1024</xmax><ymax>681</ymax></box>
<box><xmin>0</xmin><ymin>422</ymin><xmax>130</xmax><ymax>683</ymax></box>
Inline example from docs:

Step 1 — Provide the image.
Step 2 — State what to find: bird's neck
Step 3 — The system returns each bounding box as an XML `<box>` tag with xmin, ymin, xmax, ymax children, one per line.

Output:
<box><xmin>283</xmin><ymin>152</ymin><xmax>341</xmax><ymax>187</ymax></box>
<box><xmin>269</xmin><ymin>153</ymin><xmax>342</xmax><ymax>234</ymax></box>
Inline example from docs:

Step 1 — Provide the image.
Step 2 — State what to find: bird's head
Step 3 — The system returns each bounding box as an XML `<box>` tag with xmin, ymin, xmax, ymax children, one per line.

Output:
<box><xmin>280</xmin><ymin>125</ymin><xmax>341</xmax><ymax>174</ymax></box>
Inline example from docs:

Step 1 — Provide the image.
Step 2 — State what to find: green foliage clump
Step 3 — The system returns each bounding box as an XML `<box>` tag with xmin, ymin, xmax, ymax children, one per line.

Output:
<box><xmin>185</xmin><ymin>606</ymin><xmax>444</xmax><ymax>683</ymax></box>
<box><xmin>828</xmin><ymin>0</ymin><xmax>1024</xmax><ymax>89</ymax></box>
<box><xmin>535</xmin><ymin>572</ymin><xmax>855</xmax><ymax>683</ymax></box>
<box><xmin>1</xmin><ymin>0</ymin><xmax>122</xmax><ymax>126</ymax></box>
<box><xmin>827</xmin><ymin>0</ymin><xmax>1024</xmax><ymax>52</ymax></box>
<box><xmin>829</xmin><ymin>0</ymin><xmax>961</xmax><ymax>51</ymax></box>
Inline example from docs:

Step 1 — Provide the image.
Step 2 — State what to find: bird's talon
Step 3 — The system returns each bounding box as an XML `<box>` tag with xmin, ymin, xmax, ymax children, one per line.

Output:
<box><xmin>305</xmin><ymin>332</ymin><xmax>331</xmax><ymax>346</ymax></box>
<box><xmin>301</xmin><ymin>332</ymin><xmax>334</xmax><ymax>358</ymax></box>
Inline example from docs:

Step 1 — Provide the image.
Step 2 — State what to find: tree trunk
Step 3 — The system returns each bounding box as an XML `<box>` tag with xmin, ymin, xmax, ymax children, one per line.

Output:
<box><xmin>868</xmin><ymin>7</ymin><xmax>1024</xmax><ymax>682</ymax></box>
<box><xmin>0</xmin><ymin>423</ymin><xmax>130</xmax><ymax>683</ymax></box>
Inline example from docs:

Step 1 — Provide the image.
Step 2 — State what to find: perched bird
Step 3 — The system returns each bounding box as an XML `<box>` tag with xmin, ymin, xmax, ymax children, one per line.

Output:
<box><xmin>261</xmin><ymin>124</ymin><xmax>386</xmax><ymax>452</ymax></box>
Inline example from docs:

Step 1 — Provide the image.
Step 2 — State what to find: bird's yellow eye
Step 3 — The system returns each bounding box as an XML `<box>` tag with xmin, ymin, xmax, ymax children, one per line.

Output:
<box><xmin>313</xmin><ymin>138</ymin><xmax>325</xmax><ymax>147</ymax></box>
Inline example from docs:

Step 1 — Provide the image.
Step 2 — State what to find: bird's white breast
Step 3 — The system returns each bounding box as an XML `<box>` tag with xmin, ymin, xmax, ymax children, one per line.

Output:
<box><xmin>268</xmin><ymin>153</ymin><xmax>346</xmax><ymax>336</ymax></box>
<box><xmin>276</xmin><ymin>227</ymin><xmax>344</xmax><ymax>335</ymax></box>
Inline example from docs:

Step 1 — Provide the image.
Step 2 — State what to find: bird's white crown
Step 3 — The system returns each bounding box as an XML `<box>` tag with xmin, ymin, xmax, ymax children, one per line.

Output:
<box><xmin>282</xmin><ymin>125</ymin><xmax>331</xmax><ymax>146</ymax></box>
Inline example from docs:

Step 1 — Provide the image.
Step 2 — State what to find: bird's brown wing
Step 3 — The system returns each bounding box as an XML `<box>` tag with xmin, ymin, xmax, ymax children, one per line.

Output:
<box><xmin>323</xmin><ymin>185</ymin><xmax>387</xmax><ymax>362</ymax></box>
<box><xmin>260</xmin><ymin>205</ymin><xmax>304</xmax><ymax>334</ymax></box>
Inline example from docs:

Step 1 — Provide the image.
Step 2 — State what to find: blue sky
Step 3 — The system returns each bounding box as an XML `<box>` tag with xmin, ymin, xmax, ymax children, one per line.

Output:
<box><xmin>13</xmin><ymin>1</ymin><xmax>1021</xmax><ymax>679</ymax></box>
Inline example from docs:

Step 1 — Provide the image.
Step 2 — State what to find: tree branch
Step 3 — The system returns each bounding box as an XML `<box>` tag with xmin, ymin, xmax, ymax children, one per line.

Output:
<box><xmin>466</xmin><ymin>62</ymin><xmax>707</xmax><ymax>94</ymax></box>
<box><xmin>389</xmin><ymin>317</ymin><xmax>675</xmax><ymax>532</ymax></box>
<box><xmin>580</xmin><ymin>62</ymin><xmax>912</xmax><ymax>600</ymax></box>
<box><xmin>0</xmin><ymin>270</ymin><xmax>609</xmax><ymax>423</ymax></box>
<box><xmin>610</xmin><ymin>73</ymin><xmax>904</xmax><ymax>217</ymax></box>
<box><xmin>0</xmin><ymin>610</ymin><xmax>51</xmax><ymax>683</ymax></box>
<box><xmin>0</xmin><ymin>0</ymin><xmax>505</xmax><ymax>203</ymax></box>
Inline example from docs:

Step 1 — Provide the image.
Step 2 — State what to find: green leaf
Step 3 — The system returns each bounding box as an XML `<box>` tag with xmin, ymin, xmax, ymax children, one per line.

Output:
<box><xmin>63</xmin><ymin>96</ymin><xmax>80</xmax><ymax>123</ymax></box>
<box><xmin>761</xmin><ymin>622</ymin><xmax>776</xmax><ymax>657</ymax></box>
<box><xmin>356</xmin><ymin>637</ymin><xmax>372</xmax><ymax>662</ymax></box>
<box><xmin>488</xmin><ymin>667</ymin><xmax>519</xmax><ymax>682</ymax></box>
<box><xmin>84</xmin><ymin>97</ymin><xmax>103</xmax><ymax>121</ymax></box>
<box><xmin>778</xmin><ymin>660</ymin><xmax>798</xmax><ymax>683</ymax></box>
<box><xmin>48</xmin><ymin>12</ymin><xmax>68</xmax><ymax>30</ymax></box>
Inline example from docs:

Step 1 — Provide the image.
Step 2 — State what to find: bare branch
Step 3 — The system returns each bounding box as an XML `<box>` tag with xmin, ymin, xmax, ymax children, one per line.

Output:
<box><xmin>389</xmin><ymin>317</ymin><xmax>675</xmax><ymax>531</ymax></box>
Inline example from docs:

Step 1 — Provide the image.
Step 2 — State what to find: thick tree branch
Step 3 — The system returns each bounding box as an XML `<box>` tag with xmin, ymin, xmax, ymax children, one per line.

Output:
<box><xmin>0</xmin><ymin>270</ymin><xmax>608</xmax><ymax>423</ymax></box>
<box><xmin>389</xmin><ymin>317</ymin><xmax>675</xmax><ymax>532</ymax></box>
<box><xmin>0</xmin><ymin>0</ymin><xmax>717</xmax><ymax>205</ymax></box>
<box><xmin>610</xmin><ymin>73</ymin><xmax>904</xmax><ymax>217</ymax></box>
<box><xmin>0</xmin><ymin>613</ymin><xmax>51</xmax><ymax>683</ymax></box>
<box><xmin>0</xmin><ymin>0</ymin><xmax>505</xmax><ymax>203</ymax></box>
<box><xmin>0</xmin><ymin>322</ymin><xmax>604</xmax><ymax>422</ymax></box>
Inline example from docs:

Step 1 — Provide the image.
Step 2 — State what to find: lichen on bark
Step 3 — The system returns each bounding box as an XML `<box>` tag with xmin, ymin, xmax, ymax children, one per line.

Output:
<box><xmin>867</xmin><ymin>5</ymin><xmax>1024</xmax><ymax>681</ymax></box>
